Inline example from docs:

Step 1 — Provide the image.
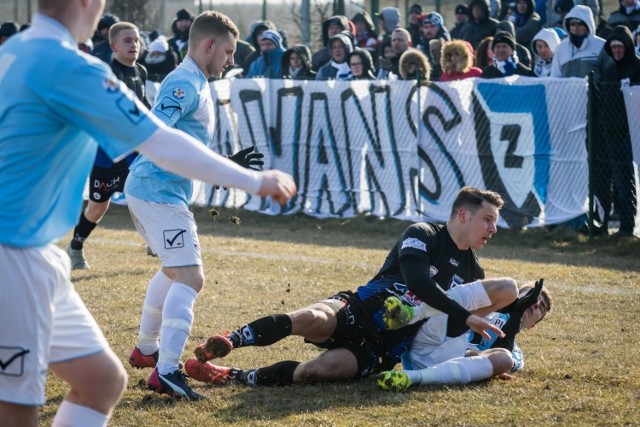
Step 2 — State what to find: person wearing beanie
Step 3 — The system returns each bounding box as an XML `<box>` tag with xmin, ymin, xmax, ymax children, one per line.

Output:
<box><xmin>91</xmin><ymin>13</ymin><xmax>120</xmax><ymax>63</ymax></box>
<box><xmin>406</xmin><ymin>3</ymin><xmax>424</xmax><ymax>48</ymax></box>
<box><xmin>246</xmin><ymin>29</ymin><xmax>285</xmax><ymax>78</ymax></box>
<box><xmin>481</xmin><ymin>31</ymin><xmax>535</xmax><ymax>77</ymax></box>
<box><xmin>531</xmin><ymin>28</ymin><xmax>561</xmax><ymax>76</ymax></box>
<box><xmin>440</xmin><ymin>40</ymin><xmax>483</xmax><ymax>81</ymax></box>
<box><xmin>450</xmin><ymin>4</ymin><xmax>469</xmax><ymax>39</ymax></box>
<box><xmin>140</xmin><ymin>35</ymin><xmax>178</xmax><ymax>82</ymax></box>
<box><xmin>417</xmin><ymin>12</ymin><xmax>451</xmax><ymax>80</ymax></box>
<box><xmin>317</xmin><ymin>31</ymin><xmax>354</xmax><ymax>80</ymax></box>
<box><xmin>168</xmin><ymin>8</ymin><xmax>194</xmax><ymax>64</ymax></box>
<box><xmin>552</xmin><ymin>0</ymin><xmax>574</xmax><ymax>27</ymax></box>
<box><xmin>550</xmin><ymin>5</ymin><xmax>604</xmax><ymax>77</ymax></box>
<box><xmin>496</xmin><ymin>20</ymin><xmax>533</xmax><ymax>67</ymax></box>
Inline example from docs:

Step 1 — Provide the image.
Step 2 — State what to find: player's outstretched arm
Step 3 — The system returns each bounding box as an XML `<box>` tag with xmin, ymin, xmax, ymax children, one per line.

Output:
<box><xmin>137</xmin><ymin>126</ymin><xmax>296</xmax><ymax>203</ymax></box>
<box><xmin>466</xmin><ymin>314</ymin><xmax>505</xmax><ymax>340</ymax></box>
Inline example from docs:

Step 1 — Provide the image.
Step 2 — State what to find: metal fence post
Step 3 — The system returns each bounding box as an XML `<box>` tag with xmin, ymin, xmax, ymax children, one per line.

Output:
<box><xmin>587</xmin><ymin>71</ymin><xmax>595</xmax><ymax>240</ymax></box>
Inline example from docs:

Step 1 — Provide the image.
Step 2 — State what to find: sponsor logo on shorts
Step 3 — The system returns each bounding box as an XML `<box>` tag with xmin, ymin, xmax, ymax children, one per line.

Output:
<box><xmin>0</xmin><ymin>346</ymin><xmax>30</xmax><ymax>377</ymax></box>
<box><xmin>163</xmin><ymin>229</ymin><xmax>187</xmax><ymax>249</ymax></box>
<box><xmin>401</xmin><ymin>237</ymin><xmax>426</xmax><ymax>252</ymax></box>
<box><xmin>449</xmin><ymin>275</ymin><xmax>464</xmax><ymax>289</ymax></box>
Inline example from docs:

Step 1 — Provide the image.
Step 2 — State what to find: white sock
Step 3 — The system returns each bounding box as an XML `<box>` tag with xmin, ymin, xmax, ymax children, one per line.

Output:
<box><xmin>157</xmin><ymin>282</ymin><xmax>198</xmax><ymax>375</ymax></box>
<box><xmin>413</xmin><ymin>355</ymin><xmax>494</xmax><ymax>385</ymax></box>
<box><xmin>136</xmin><ymin>270</ymin><xmax>173</xmax><ymax>355</ymax></box>
<box><xmin>52</xmin><ymin>400</ymin><xmax>108</xmax><ymax>427</ymax></box>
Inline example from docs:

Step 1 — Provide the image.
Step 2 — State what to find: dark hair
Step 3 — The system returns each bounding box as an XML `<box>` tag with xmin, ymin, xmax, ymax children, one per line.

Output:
<box><xmin>449</xmin><ymin>186</ymin><xmax>504</xmax><ymax>218</ymax></box>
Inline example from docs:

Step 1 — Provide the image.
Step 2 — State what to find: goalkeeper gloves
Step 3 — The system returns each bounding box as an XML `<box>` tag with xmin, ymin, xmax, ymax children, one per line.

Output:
<box><xmin>383</xmin><ymin>296</ymin><xmax>415</xmax><ymax>330</ymax></box>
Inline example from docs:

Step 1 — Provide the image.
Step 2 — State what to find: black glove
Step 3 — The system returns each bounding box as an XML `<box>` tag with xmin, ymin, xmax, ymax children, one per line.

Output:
<box><xmin>492</xmin><ymin>278</ymin><xmax>543</xmax><ymax>351</ymax></box>
<box><xmin>228</xmin><ymin>146</ymin><xmax>264</xmax><ymax>171</ymax></box>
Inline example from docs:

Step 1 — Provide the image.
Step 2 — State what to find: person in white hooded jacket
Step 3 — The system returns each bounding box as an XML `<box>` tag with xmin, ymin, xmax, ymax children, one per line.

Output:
<box><xmin>550</xmin><ymin>4</ymin><xmax>604</xmax><ymax>77</ymax></box>
<box><xmin>531</xmin><ymin>28</ymin><xmax>561</xmax><ymax>76</ymax></box>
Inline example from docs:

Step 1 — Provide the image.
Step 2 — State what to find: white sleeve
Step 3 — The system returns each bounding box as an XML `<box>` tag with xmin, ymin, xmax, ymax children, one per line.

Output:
<box><xmin>137</xmin><ymin>126</ymin><xmax>263</xmax><ymax>195</ymax></box>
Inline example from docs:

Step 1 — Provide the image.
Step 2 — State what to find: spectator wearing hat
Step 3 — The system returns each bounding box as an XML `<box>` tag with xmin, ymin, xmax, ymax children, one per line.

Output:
<box><xmin>460</xmin><ymin>0</ymin><xmax>499</xmax><ymax>49</ymax></box>
<box><xmin>531</xmin><ymin>28</ymin><xmax>561</xmax><ymax>76</ymax></box>
<box><xmin>347</xmin><ymin>49</ymin><xmax>377</xmax><ymax>80</ymax></box>
<box><xmin>496</xmin><ymin>20</ymin><xmax>532</xmax><ymax>67</ymax></box>
<box><xmin>168</xmin><ymin>8</ymin><xmax>193</xmax><ymax>64</ymax></box>
<box><xmin>352</xmin><ymin>11</ymin><xmax>379</xmax><ymax>58</ymax></box>
<box><xmin>281</xmin><ymin>44</ymin><xmax>316</xmax><ymax>80</ymax></box>
<box><xmin>0</xmin><ymin>21</ymin><xmax>19</xmax><ymax>45</ymax></box>
<box><xmin>552</xmin><ymin>0</ymin><xmax>573</xmax><ymax>27</ymax></box>
<box><xmin>417</xmin><ymin>12</ymin><xmax>451</xmax><ymax>80</ymax></box>
<box><xmin>139</xmin><ymin>35</ymin><xmax>177</xmax><ymax>83</ymax></box>
<box><xmin>550</xmin><ymin>5</ymin><xmax>604</xmax><ymax>77</ymax></box>
<box><xmin>312</xmin><ymin>15</ymin><xmax>351</xmax><ymax>71</ymax></box>
<box><xmin>450</xmin><ymin>4</ymin><xmax>469</xmax><ymax>40</ymax></box>
<box><xmin>92</xmin><ymin>14</ymin><xmax>119</xmax><ymax>63</ymax></box>
<box><xmin>244</xmin><ymin>21</ymin><xmax>278</xmax><ymax>71</ymax></box>
<box><xmin>440</xmin><ymin>40</ymin><xmax>483</xmax><ymax>81</ymax></box>
<box><xmin>481</xmin><ymin>31</ymin><xmax>535</xmax><ymax>77</ymax></box>
<box><xmin>406</xmin><ymin>3</ymin><xmax>424</xmax><ymax>48</ymax></box>
<box><xmin>317</xmin><ymin>32</ymin><xmax>354</xmax><ymax>80</ymax></box>
<box><xmin>246</xmin><ymin>29</ymin><xmax>285</xmax><ymax>78</ymax></box>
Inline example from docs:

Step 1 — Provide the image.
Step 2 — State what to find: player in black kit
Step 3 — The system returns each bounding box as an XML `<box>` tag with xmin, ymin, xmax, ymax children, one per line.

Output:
<box><xmin>184</xmin><ymin>187</ymin><xmax>519</xmax><ymax>387</ymax></box>
<box><xmin>67</xmin><ymin>22</ymin><xmax>151</xmax><ymax>269</ymax></box>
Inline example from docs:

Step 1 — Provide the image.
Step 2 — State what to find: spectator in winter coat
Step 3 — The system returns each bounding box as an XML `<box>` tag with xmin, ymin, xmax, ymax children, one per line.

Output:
<box><xmin>450</xmin><ymin>4</ymin><xmax>469</xmax><ymax>40</ymax></box>
<box><xmin>168</xmin><ymin>9</ymin><xmax>193</xmax><ymax>64</ymax></box>
<box><xmin>511</xmin><ymin>0</ymin><xmax>543</xmax><ymax>54</ymax></box>
<box><xmin>406</xmin><ymin>3</ymin><xmax>424</xmax><ymax>48</ymax></box>
<box><xmin>139</xmin><ymin>35</ymin><xmax>177</xmax><ymax>82</ymax></box>
<box><xmin>417</xmin><ymin>12</ymin><xmax>451</xmax><ymax>81</ymax></box>
<box><xmin>312</xmin><ymin>15</ymin><xmax>351</xmax><ymax>71</ymax></box>
<box><xmin>316</xmin><ymin>32</ymin><xmax>354</xmax><ymax>80</ymax></box>
<box><xmin>440</xmin><ymin>40</ymin><xmax>483</xmax><ymax>81</ymax></box>
<box><xmin>550</xmin><ymin>5</ymin><xmax>605</xmax><ymax>77</ymax></box>
<box><xmin>531</xmin><ymin>28</ymin><xmax>561</xmax><ymax>76</ymax></box>
<box><xmin>246</xmin><ymin>30</ymin><xmax>285</xmax><ymax>78</ymax></box>
<box><xmin>377</xmin><ymin>7</ymin><xmax>401</xmax><ymax>57</ymax></box>
<box><xmin>475</xmin><ymin>36</ymin><xmax>495</xmax><ymax>68</ymax></box>
<box><xmin>281</xmin><ymin>44</ymin><xmax>316</xmax><ymax>80</ymax></box>
<box><xmin>481</xmin><ymin>31</ymin><xmax>536</xmax><ymax>77</ymax></box>
<box><xmin>608</xmin><ymin>0</ymin><xmax>640</xmax><ymax>34</ymax></box>
<box><xmin>460</xmin><ymin>0</ymin><xmax>499</xmax><ymax>48</ymax></box>
<box><xmin>347</xmin><ymin>49</ymin><xmax>377</xmax><ymax>80</ymax></box>
<box><xmin>352</xmin><ymin>11</ymin><xmax>379</xmax><ymax>57</ymax></box>
<box><xmin>399</xmin><ymin>48</ymin><xmax>431</xmax><ymax>80</ymax></box>
<box><xmin>496</xmin><ymin>20</ymin><xmax>532</xmax><ymax>68</ymax></box>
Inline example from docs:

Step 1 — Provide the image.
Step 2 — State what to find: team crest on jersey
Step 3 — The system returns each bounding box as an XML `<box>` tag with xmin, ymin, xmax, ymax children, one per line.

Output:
<box><xmin>102</xmin><ymin>76</ymin><xmax>120</xmax><ymax>93</ymax></box>
<box><xmin>401</xmin><ymin>237</ymin><xmax>426</xmax><ymax>252</ymax></box>
<box><xmin>173</xmin><ymin>88</ymin><xmax>185</xmax><ymax>99</ymax></box>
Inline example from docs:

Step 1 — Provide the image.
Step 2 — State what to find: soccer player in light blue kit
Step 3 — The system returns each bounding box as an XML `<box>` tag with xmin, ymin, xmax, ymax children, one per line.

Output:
<box><xmin>124</xmin><ymin>10</ymin><xmax>270</xmax><ymax>401</ymax></box>
<box><xmin>0</xmin><ymin>1</ymin><xmax>295</xmax><ymax>426</ymax></box>
<box><xmin>376</xmin><ymin>279</ymin><xmax>552</xmax><ymax>391</ymax></box>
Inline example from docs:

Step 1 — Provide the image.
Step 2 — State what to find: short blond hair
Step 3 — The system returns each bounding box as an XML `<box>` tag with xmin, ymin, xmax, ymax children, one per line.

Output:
<box><xmin>188</xmin><ymin>11</ymin><xmax>238</xmax><ymax>48</ymax></box>
<box><xmin>109</xmin><ymin>22</ymin><xmax>138</xmax><ymax>43</ymax></box>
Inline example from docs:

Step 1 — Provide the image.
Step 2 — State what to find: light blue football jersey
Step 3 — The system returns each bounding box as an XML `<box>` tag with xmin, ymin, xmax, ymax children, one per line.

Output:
<box><xmin>125</xmin><ymin>56</ymin><xmax>215</xmax><ymax>205</ymax></box>
<box><xmin>0</xmin><ymin>14</ymin><xmax>159</xmax><ymax>247</ymax></box>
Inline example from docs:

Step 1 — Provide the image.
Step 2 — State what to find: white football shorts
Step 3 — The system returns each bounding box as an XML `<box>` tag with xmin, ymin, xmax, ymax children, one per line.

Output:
<box><xmin>126</xmin><ymin>194</ymin><xmax>202</xmax><ymax>267</ymax></box>
<box><xmin>0</xmin><ymin>244</ymin><xmax>109</xmax><ymax>406</ymax></box>
<box><xmin>404</xmin><ymin>280</ymin><xmax>491</xmax><ymax>371</ymax></box>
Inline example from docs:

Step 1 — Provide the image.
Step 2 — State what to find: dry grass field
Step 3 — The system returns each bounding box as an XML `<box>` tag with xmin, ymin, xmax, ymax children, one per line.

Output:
<box><xmin>42</xmin><ymin>204</ymin><xmax>640</xmax><ymax>426</ymax></box>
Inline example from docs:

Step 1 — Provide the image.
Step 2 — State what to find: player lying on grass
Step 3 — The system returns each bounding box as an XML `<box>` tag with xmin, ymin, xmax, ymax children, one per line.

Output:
<box><xmin>377</xmin><ymin>279</ymin><xmax>551</xmax><ymax>391</ymax></box>
<box><xmin>183</xmin><ymin>187</ymin><xmax>520</xmax><ymax>386</ymax></box>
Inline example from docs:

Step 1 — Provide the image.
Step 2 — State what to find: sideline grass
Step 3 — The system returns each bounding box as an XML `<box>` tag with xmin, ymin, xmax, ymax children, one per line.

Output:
<box><xmin>43</xmin><ymin>205</ymin><xmax>640</xmax><ymax>426</ymax></box>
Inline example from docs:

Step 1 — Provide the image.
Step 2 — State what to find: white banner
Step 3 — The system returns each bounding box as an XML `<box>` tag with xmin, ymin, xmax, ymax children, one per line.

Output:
<box><xmin>189</xmin><ymin>77</ymin><xmax>599</xmax><ymax>229</ymax></box>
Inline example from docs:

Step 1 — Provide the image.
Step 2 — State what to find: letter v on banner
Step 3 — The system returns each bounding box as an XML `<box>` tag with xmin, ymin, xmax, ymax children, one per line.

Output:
<box><xmin>473</xmin><ymin>82</ymin><xmax>550</xmax><ymax>228</ymax></box>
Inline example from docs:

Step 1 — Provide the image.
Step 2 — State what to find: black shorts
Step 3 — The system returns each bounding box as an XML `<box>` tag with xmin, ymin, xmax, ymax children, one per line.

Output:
<box><xmin>89</xmin><ymin>165</ymin><xmax>129</xmax><ymax>202</ymax></box>
<box><xmin>310</xmin><ymin>291</ymin><xmax>402</xmax><ymax>378</ymax></box>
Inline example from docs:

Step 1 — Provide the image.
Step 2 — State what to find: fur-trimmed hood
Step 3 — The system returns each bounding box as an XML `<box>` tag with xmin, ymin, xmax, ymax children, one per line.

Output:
<box><xmin>399</xmin><ymin>48</ymin><xmax>431</xmax><ymax>79</ymax></box>
<box><xmin>441</xmin><ymin>40</ymin><xmax>474</xmax><ymax>73</ymax></box>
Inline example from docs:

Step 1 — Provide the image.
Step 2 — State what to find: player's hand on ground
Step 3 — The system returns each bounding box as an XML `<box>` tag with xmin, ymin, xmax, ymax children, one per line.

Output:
<box><xmin>513</xmin><ymin>278</ymin><xmax>543</xmax><ymax>312</ymax></box>
<box><xmin>465</xmin><ymin>314</ymin><xmax>505</xmax><ymax>341</ymax></box>
<box><xmin>257</xmin><ymin>170</ymin><xmax>297</xmax><ymax>204</ymax></box>
<box><xmin>383</xmin><ymin>296</ymin><xmax>414</xmax><ymax>330</ymax></box>
<box><xmin>228</xmin><ymin>146</ymin><xmax>264</xmax><ymax>171</ymax></box>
